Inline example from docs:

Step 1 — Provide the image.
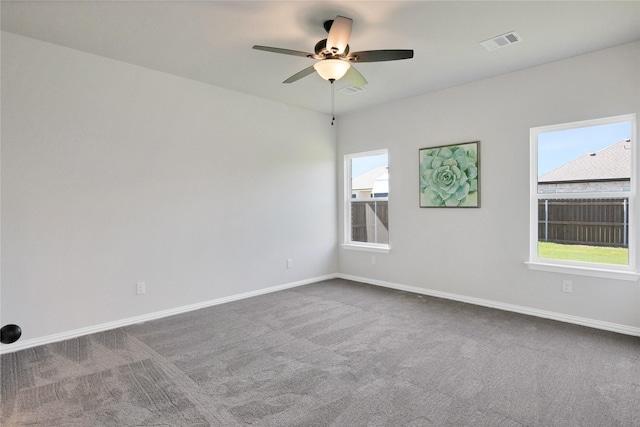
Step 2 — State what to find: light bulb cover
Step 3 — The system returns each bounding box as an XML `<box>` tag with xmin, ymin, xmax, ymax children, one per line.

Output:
<box><xmin>313</xmin><ymin>59</ymin><xmax>351</xmax><ymax>81</ymax></box>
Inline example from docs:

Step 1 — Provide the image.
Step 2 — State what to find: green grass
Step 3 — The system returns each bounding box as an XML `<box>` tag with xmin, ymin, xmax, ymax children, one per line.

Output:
<box><xmin>538</xmin><ymin>242</ymin><xmax>628</xmax><ymax>265</ymax></box>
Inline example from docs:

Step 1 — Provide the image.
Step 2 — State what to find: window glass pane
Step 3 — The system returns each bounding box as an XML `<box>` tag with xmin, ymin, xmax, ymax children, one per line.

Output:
<box><xmin>351</xmin><ymin>200</ymin><xmax>389</xmax><ymax>244</ymax></box>
<box><xmin>533</xmin><ymin>116</ymin><xmax>634</xmax><ymax>267</ymax></box>
<box><xmin>537</xmin><ymin>198</ymin><xmax>629</xmax><ymax>265</ymax></box>
<box><xmin>349</xmin><ymin>152</ymin><xmax>388</xmax><ymax>244</ymax></box>
<box><xmin>351</xmin><ymin>153</ymin><xmax>388</xmax><ymax>198</ymax></box>
<box><xmin>538</xmin><ymin>122</ymin><xmax>631</xmax><ymax>194</ymax></box>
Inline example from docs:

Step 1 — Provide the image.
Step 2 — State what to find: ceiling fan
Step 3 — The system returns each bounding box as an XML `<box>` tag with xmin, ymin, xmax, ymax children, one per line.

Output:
<box><xmin>253</xmin><ymin>15</ymin><xmax>414</xmax><ymax>87</ymax></box>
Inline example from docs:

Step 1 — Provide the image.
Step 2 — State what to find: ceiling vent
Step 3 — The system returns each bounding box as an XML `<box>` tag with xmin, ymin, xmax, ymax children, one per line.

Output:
<box><xmin>339</xmin><ymin>85</ymin><xmax>367</xmax><ymax>95</ymax></box>
<box><xmin>480</xmin><ymin>31</ymin><xmax>521</xmax><ymax>51</ymax></box>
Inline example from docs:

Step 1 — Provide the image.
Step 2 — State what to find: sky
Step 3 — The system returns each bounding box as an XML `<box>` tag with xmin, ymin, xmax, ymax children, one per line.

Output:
<box><xmin>350</xmin><ymin>121</ymin><xmax>632</xmax><ymax>179</ymax></box>
<box><xmin>538</xmin><ymin>121</ymin><xmax>632</xmax><ymax>176</ymax></box>
<box><xmin>352</xmin><ymin>153</ymin><xmax>388</xmax><ymax>178</ymax></box>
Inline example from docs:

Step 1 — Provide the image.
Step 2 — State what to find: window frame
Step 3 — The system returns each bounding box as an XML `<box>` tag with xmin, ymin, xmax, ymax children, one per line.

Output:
<box><xmin>527</xmin><ymin>114</ymin><xmax>638</xmax><ymax>281</ymax></box>
<box><xmin>343</xmin><ymin>149</ymin><xmax>391</xmax><ymax>252</ymax></box>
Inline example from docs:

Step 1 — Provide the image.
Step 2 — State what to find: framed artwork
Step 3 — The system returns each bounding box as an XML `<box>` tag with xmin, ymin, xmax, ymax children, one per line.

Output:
<box><xmin>419</xmin><ymin>141</ymin><xmax>480</xmax><ymax>208</ymax></box>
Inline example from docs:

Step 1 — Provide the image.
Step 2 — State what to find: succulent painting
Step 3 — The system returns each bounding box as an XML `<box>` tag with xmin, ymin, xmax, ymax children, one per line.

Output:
<box><xmin>420</xmin><ymin>142</ymin><xmax>479</xmax><ymax>207</ymax></box>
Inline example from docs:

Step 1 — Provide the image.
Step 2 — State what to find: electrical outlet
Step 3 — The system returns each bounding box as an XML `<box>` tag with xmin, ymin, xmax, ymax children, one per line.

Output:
<box><xmin>371</xmin><ymin>256</ymin><xmax>376</xmax><ymax>265</ymax></box>
<box><xmin>136</xmin><ymin>282</ymin><xmax>146</xmax><ymax>295</ymax></box>
<box><xmin>562</xmin><ymin>280</ymin><xmax>572</xmax><ymax>293</ymax></box>
<box><xmin>286</xmin><ymin>258</ymin><xmax>293</xmax><ymax>269</ymax></box>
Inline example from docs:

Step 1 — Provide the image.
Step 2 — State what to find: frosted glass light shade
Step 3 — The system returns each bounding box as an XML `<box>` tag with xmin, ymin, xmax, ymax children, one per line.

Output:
<box><xmin>313</xmin><ymin>59</ymin><xmax>351</xmax><ymax>81</ymax></box>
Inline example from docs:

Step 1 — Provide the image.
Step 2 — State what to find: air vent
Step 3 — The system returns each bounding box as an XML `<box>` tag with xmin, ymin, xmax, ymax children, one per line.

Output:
<box><xmin>339</xmin><ymin>85</ymin><xmax>367</xmax><ymax>95</ymax></box>
<box><xmin>480</xmin><ymin>31</ymin><xmax>521</xmax><ymax>51</ymax></box>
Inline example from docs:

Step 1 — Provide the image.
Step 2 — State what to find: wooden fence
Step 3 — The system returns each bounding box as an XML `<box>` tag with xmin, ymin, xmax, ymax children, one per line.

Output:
<box><xmin>538</xmin><ymin>198</ymin><xmax>629</xmax><ymax>248</ymax></box>
<box><xmin>351</xmin><ymin>200</ymin><xmax>389</xmax><ymax>244</ymax></box>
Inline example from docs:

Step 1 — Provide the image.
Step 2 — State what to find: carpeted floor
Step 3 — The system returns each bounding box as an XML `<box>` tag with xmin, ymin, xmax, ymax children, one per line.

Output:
<box><xmin>1</xmin><ymin>278</ymin><xmax>639</xmax><ymax>426</ymax></box>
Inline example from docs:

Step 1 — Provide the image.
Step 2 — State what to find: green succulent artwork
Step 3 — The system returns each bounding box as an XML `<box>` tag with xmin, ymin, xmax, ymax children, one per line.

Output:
<box><xmin>420</xmin><ymin>142</ymin><xmax>479</xmax><ymax>207</ymax></box>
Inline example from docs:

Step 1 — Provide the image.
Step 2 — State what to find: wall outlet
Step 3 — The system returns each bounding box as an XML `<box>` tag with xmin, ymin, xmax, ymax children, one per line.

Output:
<box><xmin>561</xmin><ymin>280</ymin><xmax>572</xmax><ymax>293</ymax></box>
<box><xmin>371</xmin><ymin>256</ymin><xmax>376</xmax><ymax>265</ymax></box>
<box><xmin>286</xmin><ymin>258</ymin><xmax>293</xmax><ymax>269</ymax></box>
<box><xmin>136</xmin><ymin>282</ymin><xmax>146</xmax><ymax>295</ymax></box>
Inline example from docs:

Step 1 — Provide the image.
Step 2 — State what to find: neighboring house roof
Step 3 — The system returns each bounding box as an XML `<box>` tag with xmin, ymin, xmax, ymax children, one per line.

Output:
<box><xmin>352</xmin><ymin>165</ymin><xmax>388</xmax><ymax>190</ymax></box>
<box><xmin>372</xmin><ymin>173</ymin><xmax>389</xmax><ymax>195</ymax></box>
<box><xmin>538</xmin><ymin>139</ymin><xmax>631</xmax><ymax>183</ymax></box>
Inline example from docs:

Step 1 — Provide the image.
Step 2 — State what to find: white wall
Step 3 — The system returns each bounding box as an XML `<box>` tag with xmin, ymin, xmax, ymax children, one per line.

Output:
<box><xmin>337</xmin><ymin>42</ymin><xmax>640</xmax><ymax>330</ymax></box>
<box><xmin>2</xmin><ymin>32</ymin><xmax>638</xmax><ymax>351</ymax></box>
<box><xmin>1</xmin><ymin>32</ymin><xmax>337</xmax><ymax>344</ymax></box>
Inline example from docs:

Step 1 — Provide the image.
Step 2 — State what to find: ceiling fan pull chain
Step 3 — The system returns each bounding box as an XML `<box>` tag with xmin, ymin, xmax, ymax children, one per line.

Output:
<box><xmin>330</xmin><ymin>79</ymin><xmax>335</xmax><ymax>126</ymax></box>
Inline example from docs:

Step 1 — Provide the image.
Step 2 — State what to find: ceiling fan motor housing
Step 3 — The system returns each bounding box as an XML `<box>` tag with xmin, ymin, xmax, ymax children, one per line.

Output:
<box><xmin>314</xmin><ymin>39</ymin><xmax>349</xmax><ymax>58</ymax></box>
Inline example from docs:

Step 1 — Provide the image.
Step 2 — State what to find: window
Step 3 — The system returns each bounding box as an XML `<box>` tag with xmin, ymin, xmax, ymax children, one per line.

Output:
<box><xmin>529</xmin><ymin>114</ymin><xmax>636</xmax><ymax>278</ymax></box>
<box><xmin>345</xmin><ymin>150</ymin><xmax>389</xmax><ymax>250</ymax></box>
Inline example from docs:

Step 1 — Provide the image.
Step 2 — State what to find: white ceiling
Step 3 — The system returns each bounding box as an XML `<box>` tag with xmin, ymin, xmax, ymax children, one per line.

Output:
<box><xmin>2</xmin><ymin>1</ymin><xmax>639</xmax><ymax>115</ymax></box>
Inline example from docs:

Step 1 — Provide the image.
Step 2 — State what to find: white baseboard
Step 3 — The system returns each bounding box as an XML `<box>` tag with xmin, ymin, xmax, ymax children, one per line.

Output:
<box><xmin>337</xmin><ymin>273</ymin><xmax>640</xmax><ymax>337</ymax></box>
<box><xmin>0</xmin><ymin>274</ymin><xmax>338</xmax><ymax>354</ymax></box>
<box><xmin>4</xmin><ymin>272</ymin><xmax>637</xmax><ymax>354</ymax></box>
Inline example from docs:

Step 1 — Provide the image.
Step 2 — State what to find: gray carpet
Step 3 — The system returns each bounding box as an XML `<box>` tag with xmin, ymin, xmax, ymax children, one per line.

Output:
<box><xmin>1</xmin><ymin>278</ymin><xmax>639</xmax><ymax>426</ymax></box>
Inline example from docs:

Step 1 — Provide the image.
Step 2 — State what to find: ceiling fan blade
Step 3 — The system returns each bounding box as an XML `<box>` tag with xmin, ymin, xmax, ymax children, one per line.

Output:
<box><xmin>344</xmin><ymin>66</ymin><xmax>367</xmax><ymax>87</ymax></box>
<box><xmin>283</xmin><ymin>65</ymin><xmax>316</xmax><ymax>83</ymax></box>
<box><xmin>253</xmin><ymin>45</ymin><xmax>313</xmax><ymax>58</ymax></box>
<box><xmin>348</xmin><ymin>49</ymin><xmax>414</xmax><ymax>63</ymax></box>
<box><xmin>326</xmin><ymin>15</ymin><xmax>352</xmax><ymax>55</ymax></box>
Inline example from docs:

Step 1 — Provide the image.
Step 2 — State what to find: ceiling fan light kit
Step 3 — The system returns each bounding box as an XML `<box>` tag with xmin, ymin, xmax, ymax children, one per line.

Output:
<box><xmin>313</xmin><ymin>59</ymin><xmax>351</xmax><ymax>81</ymax></box>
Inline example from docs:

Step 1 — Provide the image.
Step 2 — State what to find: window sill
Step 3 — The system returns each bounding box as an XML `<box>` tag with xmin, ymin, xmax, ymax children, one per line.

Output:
<box><xmin>525</xmin><ymin>261</ymin><xmax>639</xmax><ymax>281</ymax></box>
<box><xmin>341</xmin><ymin>243</ymin><xmax>391</xmax><ymax>253</ymax></box>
